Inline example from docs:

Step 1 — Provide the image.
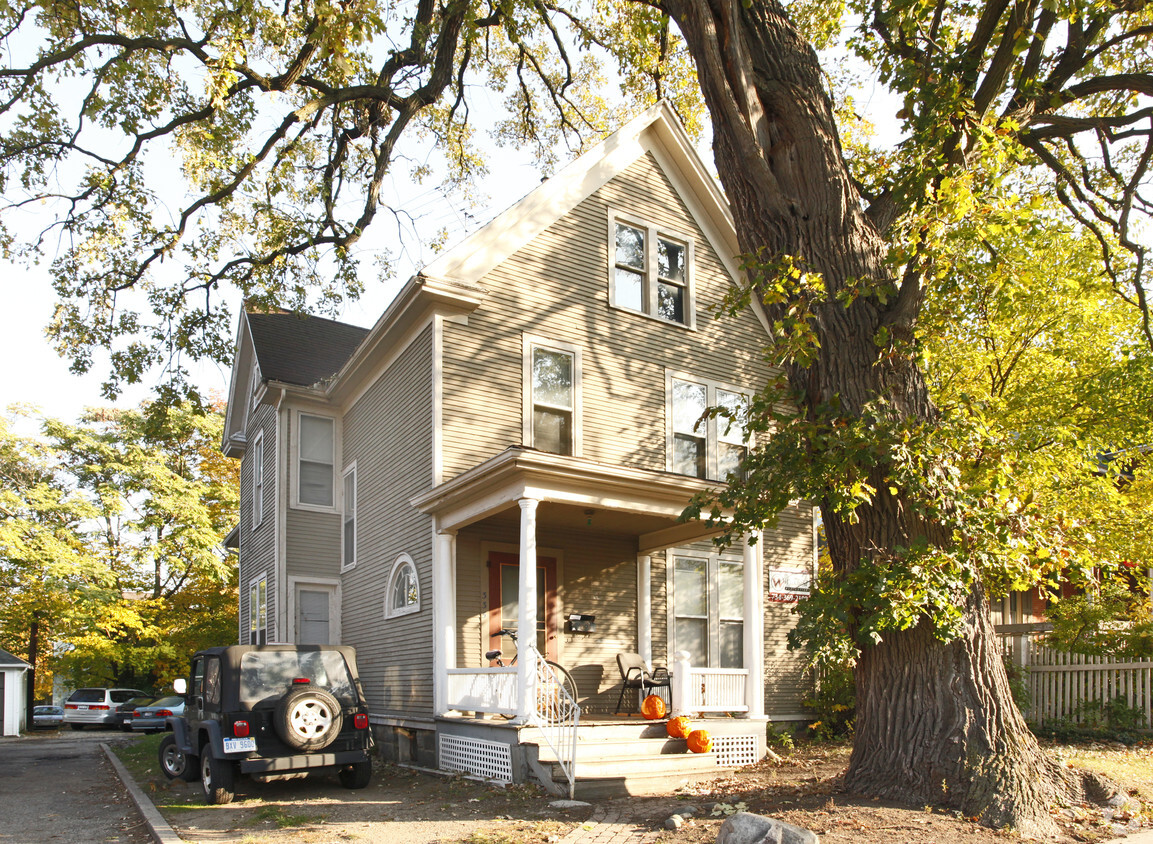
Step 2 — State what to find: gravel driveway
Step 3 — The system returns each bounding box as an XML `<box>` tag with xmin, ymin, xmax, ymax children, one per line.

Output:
<box><xmin>0</xmin><ymin>730</ymin><xmax>152</xmax><ymax>843</ymax></box>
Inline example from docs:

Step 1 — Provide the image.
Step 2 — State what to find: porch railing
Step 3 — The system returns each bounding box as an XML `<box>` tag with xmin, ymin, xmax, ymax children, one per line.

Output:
<box><xmin>445</xmin><ymin>666</ymin><xmax>517</xmax><ymax>716</ymax></box>
<box><xmin>529</xmin><ymin>646</ymin><xmax>580</xmax><ymax>799</ymax></box>
<box><xmin>686</xmin><ymin>667</ymin><xmax>749</xmax><ymax>713</ymax></box>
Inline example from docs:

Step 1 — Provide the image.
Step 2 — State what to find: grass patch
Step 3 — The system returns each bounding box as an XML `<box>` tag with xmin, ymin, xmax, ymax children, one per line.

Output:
<box><xmin>250</xmin><ymin>805</ymin><xmax>326</xmax><ymax>828</ymax></box>
<box><xmin>111</xmin><ymin>732</ymin><xmax>166</xmax><ymax>782</ymax></box>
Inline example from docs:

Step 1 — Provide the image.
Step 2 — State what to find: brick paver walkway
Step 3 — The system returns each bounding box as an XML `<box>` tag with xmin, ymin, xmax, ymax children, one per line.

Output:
<box><xmin>558</xmin><ymin>804</ymin><xmax>663</xmax><ymax>844</ymax></box>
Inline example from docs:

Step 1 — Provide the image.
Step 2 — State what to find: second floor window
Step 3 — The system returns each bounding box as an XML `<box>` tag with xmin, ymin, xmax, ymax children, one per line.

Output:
<box><xmin>670</xmin><ymin>375</ymin><xmax>750</xmax><ymax>481</ymax></box>
<box><xmin>524</xmin><ymin>336</ymin><xmax>581</xmax><ymax>457</ymax></box>
<box><xmin>298</xmin><ymin>413</ymin><xmax>334</xmax><ymax>507</ymax></box>
<box><xmin>612</xmin><ymin>217</ymin><xmax>692</xmax><ymax>326</ymax></box>
<box><xmin>252</xmin><ymin>431</ymin><xmax>264</xmax><ymax>527</ymax></box>
<box><xmin>342</xmin><ymin>465</ymin><xmax>356</xmax><ymax>570</ymax></box>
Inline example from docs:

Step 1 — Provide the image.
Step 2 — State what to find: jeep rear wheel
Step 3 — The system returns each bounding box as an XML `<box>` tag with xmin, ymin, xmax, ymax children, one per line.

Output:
<box><xmin>200</xmin><ymin>745</ymin><xmax>236</xmax><ymax>805</ymax></box>
<box><xmin>339</xmin><ymin>759</ymin><xmax>372</xmax><ymax>789</ymax></box>
<box><xmin>274</xmin><ymin>686</ymin><xmax>343</xmax><ymax>751</ymax></box>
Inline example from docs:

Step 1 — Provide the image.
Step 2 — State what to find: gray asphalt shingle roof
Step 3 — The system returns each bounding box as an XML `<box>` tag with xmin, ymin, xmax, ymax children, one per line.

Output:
<box><xmin>0</xmin><ymin>648</ymin><xmax>30</xmax><ymax>668</ymax></box>
<box><xmin>247</xmin><ymin>311</ymin><xmax>369</xmax><ymax>388</ymax></box>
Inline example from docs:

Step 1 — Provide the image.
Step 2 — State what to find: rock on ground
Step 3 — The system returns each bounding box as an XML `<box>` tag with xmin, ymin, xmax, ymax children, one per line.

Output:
<box><xmin>716</xmin><ymin>811</ymin><xmax>819</xmax><ymax>844</ymax></box>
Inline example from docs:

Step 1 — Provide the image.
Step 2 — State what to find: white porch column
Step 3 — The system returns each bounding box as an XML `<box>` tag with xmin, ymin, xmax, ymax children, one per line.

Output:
<box><xmin>743</xmin><ymin>532</ymin><xmax>765</xmax><ymax>718</ymax></box>
<box><xmin>637</xmin><ymin>554</ymin><xmax>652</xmax><ymax>666</ymax></box>
<box><xmin>516</xmin><ymin>497</ymin><xmax>539</xmax><ymax>722</ymax></box>
<box><xmin>671</xmin><ymin>650</ymin><xmax>692</xmax><ymax>717</ymax></box>
<box><xmin>432</xmin><ymin>529</ymin><xmax>457</xmax><ymax>716</ymax></box>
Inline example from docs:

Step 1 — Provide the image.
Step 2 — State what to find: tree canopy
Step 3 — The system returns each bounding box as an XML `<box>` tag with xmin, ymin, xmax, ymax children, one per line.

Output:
<box><xmin>0</xmin><ymin>402</ymin><xmax>238</xmax><ymax>696</ymax></box>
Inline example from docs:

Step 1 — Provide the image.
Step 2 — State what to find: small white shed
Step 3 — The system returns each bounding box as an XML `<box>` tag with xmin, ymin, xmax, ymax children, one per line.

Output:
<box><xmin>0</xmin><ymin>649</ymin><xmax>30</xmax><ymax>736</ymax></box>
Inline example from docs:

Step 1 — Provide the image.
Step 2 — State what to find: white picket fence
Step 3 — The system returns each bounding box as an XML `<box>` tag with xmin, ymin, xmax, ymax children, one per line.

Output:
<box><xmin>998</xmin><ymin>624</ymin><xmax>1153</xmax><ymax>729</ymax></box>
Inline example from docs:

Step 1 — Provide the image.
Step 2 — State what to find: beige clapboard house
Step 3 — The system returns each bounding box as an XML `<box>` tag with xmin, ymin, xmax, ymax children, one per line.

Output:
<box><xmin>221</xmin><ymin>102</ymin><xmax>817</xmax><ymax>797</ymax></box>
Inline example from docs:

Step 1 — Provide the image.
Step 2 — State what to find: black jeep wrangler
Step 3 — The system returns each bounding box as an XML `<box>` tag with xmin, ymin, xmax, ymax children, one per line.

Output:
<box><xmin>159</xmin><ymin>644</ymin><xmax>374</xmax><ymax>803</ymax></box>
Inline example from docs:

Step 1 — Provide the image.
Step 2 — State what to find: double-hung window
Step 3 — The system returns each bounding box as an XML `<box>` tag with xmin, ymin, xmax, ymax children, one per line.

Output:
<box><xmin>524</xmin><ymin>336</ymin><xmax>581</xmax><ymax>456</ymax></box>
<box><xmin>669</xmin><ymin>374</ymin><xmax>750</xmax><ymax>480</ymax></box>
<box><xmin>251</xmin><ymin>431</ymin><xmax>264</xmax><ymax>528</ymax></box>
<box><xmin>249</xmin><ymin>575</ymin><xmax>267</xmax><ymax>645</ymax></box>
<box><xmin>342</xmin><ymin>464</ymin><xmax>356</xmax><ymax>571</ymax></box>
<box><xmin>297</xmin><ymin>413</ymin><xmax>334</xmax><ymax>507</ymax></box>
<box><xmin>611</xmin><ymin>214</ymin><xmax>693</xmax><ymax>326</ymax></box>
<box><xmin>670</xmin><ymin>551</ymin><xmax>744</xmax><ymax>668</ymax></box>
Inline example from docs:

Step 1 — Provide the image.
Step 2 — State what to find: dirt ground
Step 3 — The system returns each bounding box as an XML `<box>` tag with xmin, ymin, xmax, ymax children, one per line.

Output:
<box><xmin>125</xmin><ymin>737</ymin><xmax>1153</xmax><ymax>844</ymax></box>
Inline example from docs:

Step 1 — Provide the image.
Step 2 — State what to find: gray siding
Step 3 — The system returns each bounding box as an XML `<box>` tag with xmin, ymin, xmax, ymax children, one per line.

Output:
<box><xmin>340</xmin><ymin>325</ymin><xmax>435</xmax><ymax>718</ymax></box>
<box><xmin>239</xmin><ymin>402</ymin><xmax>278</xmax><ymax>643</ymax></box>
<box><xmin>762</xmin><ymin>503</ymin><xmax>816</xmax><ymax>718</ymax></box>
<box><xmin>286</xmin><ymin>509</ymin><xmax>341</xmax><ymax>578</ymax></box>
<box><xmin>440</xmin><ymin>152</ymin><xmax>773</xmax><ymax>479</ymax></box>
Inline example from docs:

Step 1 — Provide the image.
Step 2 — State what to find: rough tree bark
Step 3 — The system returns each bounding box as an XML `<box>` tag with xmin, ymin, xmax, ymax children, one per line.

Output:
<box><xmin>658</xmin><ymin>0</ymin><xmax>1118</xmax><ymax>834</ymax></box>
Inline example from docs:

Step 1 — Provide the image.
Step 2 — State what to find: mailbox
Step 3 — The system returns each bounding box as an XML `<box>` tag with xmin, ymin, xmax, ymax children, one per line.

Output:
<box><xmin>567</xmin><ymin>613</ymin><xmax>595</xmax><ymax>634</ymax></box>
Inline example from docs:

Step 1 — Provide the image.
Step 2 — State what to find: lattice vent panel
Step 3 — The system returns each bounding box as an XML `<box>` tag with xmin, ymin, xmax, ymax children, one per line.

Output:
<box><xmin>711</xmin><ymin>734</ymin><xmax>758</xmax><ymax>767</ymax></box>
<box><xmin>438</xmin><ymin>734</ymin><xmax>513</xmax><ymax>783</ymax></box>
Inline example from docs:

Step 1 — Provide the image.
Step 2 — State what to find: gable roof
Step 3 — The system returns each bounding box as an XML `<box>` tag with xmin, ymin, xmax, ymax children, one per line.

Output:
<box><xmin>420</xmin><ymin>100</ymin><xmax>745</xmax><ymax>296</ymax></box>
<box><xmin>247</xmin><ymin>311</ymin><xmax>369</xmax><ymax>387</ymax></box>
<box><xmin>0</xmin><ymin>648</ymin><xmax>30</xmax><ymax>669</ymax></box>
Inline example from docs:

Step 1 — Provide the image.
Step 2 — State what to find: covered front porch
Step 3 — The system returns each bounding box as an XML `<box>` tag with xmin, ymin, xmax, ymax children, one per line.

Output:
<box><xmin>411</xmin><ymin>448</ymin><xmax>770</xmax><ymax>796</ymax></box>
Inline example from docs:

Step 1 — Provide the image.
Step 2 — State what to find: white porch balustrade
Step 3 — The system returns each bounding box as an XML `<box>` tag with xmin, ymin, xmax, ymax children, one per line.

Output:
<box><xmin>445</xmin><ymin>667</ymin><xmax>518</xmax><ymax>716</ymax></box>
<box><xmin>671</xmin><ymin>651</ymin><xmax>750</xmax><ymax>715</ymax></box>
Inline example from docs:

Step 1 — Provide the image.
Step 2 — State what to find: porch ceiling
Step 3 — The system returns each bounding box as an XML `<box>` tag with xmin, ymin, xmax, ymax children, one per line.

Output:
<box><xmin>411</xmin><ymin>448</ymin><xmax>728</xmax><ymax>553</ymax></box>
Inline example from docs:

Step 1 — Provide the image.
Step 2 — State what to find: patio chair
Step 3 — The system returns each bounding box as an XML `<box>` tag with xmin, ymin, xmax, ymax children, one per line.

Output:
<box><xmin>614</xmin><ymin>652</ymin><xmax>671</xmax><ymax>714</ymax></box>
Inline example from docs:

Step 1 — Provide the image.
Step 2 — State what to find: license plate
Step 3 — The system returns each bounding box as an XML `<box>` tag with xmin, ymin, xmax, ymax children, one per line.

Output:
<box><xmin>77</xmin><ymin>705</ymin><xmax>89</xmax><ymax>710</ymax></box>
<box><xmin>223</xmin><ymin>737</ymin><xmax>256</xmax><ymax>753</ymax></box>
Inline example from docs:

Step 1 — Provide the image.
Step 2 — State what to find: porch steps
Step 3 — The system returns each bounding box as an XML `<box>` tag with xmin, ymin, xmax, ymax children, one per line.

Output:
<box><xmin>520</xmin><ymin>720</ymin><xmax>762</xmax><ymax>799</ymax></box>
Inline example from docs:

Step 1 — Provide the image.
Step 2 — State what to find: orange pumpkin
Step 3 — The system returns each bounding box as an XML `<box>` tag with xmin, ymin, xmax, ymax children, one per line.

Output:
<box><xmin>641</xmin><ymin>694</ymin><xmax>667</xmax><ymax>720</ymax></box>
<box><xmin>666</xmin><ymin>715</ymin><xmax>692</xmax><ymax>739</ymax></box>
<box><xmin>686</xmin><ymin>729</ymin><xmax>713</xmax><ymax>754</ymax></box>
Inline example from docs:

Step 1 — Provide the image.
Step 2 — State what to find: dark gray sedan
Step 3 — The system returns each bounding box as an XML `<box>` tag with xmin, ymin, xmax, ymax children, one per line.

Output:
<box><xmin>128</xmin><ymin>696</ymin><xmax>185</xmax><ymax>733</ymax></box>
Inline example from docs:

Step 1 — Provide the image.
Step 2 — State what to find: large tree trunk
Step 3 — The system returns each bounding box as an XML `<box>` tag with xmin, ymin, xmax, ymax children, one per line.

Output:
<box><xmin>660</xmin><ymin>0</ymin><xmax>1115</xmax><ymax>834</ymax></box>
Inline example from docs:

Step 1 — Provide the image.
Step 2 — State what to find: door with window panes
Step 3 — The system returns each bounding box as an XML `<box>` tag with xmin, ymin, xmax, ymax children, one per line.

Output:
<box><xmin>670</xmin><ymin>551</ymin><xmax>744</xmax><ymax>668</ymax></box>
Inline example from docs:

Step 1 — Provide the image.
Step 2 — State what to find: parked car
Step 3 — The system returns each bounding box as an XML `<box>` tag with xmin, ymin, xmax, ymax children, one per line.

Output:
<box><xmin>32</xmin><ymin>705</ymin><xmax>64</xmax><ymax>729</ymax></box>
<box><xmin>115</xmin><ymin>696</ymin><xmax>156</xmax><ymax>731</ymax></box>
<box><xmin>129</xmin><ymin>696</ymin><xmax>185</xmax><ymax>733</ymax></box>
<box><xmin>63</xmin><ymin>687</ymin><xmax>150</xmax><ymax>729</ymax></box>
<box><xmin>159</xmin><ymin>644</ymin><xmax>373</xmax><ymax>803</ymax></box>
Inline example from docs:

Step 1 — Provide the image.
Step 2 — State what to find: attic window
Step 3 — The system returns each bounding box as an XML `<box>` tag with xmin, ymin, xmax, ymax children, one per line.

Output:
<box><xmin>610</xmin><ymin>213</ymin><xmax>694</xmax><ymax>327</ymax></box>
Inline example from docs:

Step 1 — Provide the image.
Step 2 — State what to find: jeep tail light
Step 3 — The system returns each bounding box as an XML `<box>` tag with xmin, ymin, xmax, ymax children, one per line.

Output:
<box><xmin>233</xmin><ymin>720</ymin><xmax>250</xmax><ymax>738</ymax></box>
<box><xmin>292</xmin><ymin>678</ymin><xmax>310</xmax><ymax>685</ymax></box>
<box><xmin>354</xmin><ymin>713</ymin><xmax>368</xmax><ymax>730</ymax></box>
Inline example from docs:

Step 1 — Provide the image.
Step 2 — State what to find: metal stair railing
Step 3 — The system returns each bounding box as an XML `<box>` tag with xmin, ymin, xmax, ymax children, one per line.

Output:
<box><xmin>528</xmin><ymin>645</ymin><xmax>580</xmax><ymax>799</ymax></box>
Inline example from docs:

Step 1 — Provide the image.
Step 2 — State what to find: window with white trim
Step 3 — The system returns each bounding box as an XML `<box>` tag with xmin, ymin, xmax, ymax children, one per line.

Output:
<box><xmin>249</xmin><ymin>575</ymin><xmax>267</xmax><ymax>645</ymax></box>
<box><xmin>297</xmin><ymin>413</ymin><xmax>334</xmax><ymax>507</ymax></box>
<box><xmin>252</xmin><ymin>430</ymin><xmax>264</xmax><ymax>528</ymax></box>
<box><xmin>670</xmin><ymin>551</ymin><xmax>743</xmax><ymax>668</ymax></box>
<box><xmin>342</xmin><ymin>464</ymin><xmax>356</xmax><ymax>571</ymax></box>
<box><xmin>385</xmin><ymin>554</ymin><xmax>420</xmax><ymax>618</ymax></box>
<box><xmin>523</xmin><ymin>336</ymin><xmax>581</xmax><ymax>457</ymax></box>
<box><xmin>610</xmin><ymin>214</ymin><xmax>693</xmax><ymax>326</ymax></box>
<box><xmin>669</xmin><ymin>374</ymin><xmax>750</xmax><ymax>481</ymax></box>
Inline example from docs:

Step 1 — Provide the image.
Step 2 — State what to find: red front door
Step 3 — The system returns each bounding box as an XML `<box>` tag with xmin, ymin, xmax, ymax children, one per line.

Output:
<box><xmin>488</xmin><ymin>551</ymin><xmax>558</xmax><ymax>662</ymax></box>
